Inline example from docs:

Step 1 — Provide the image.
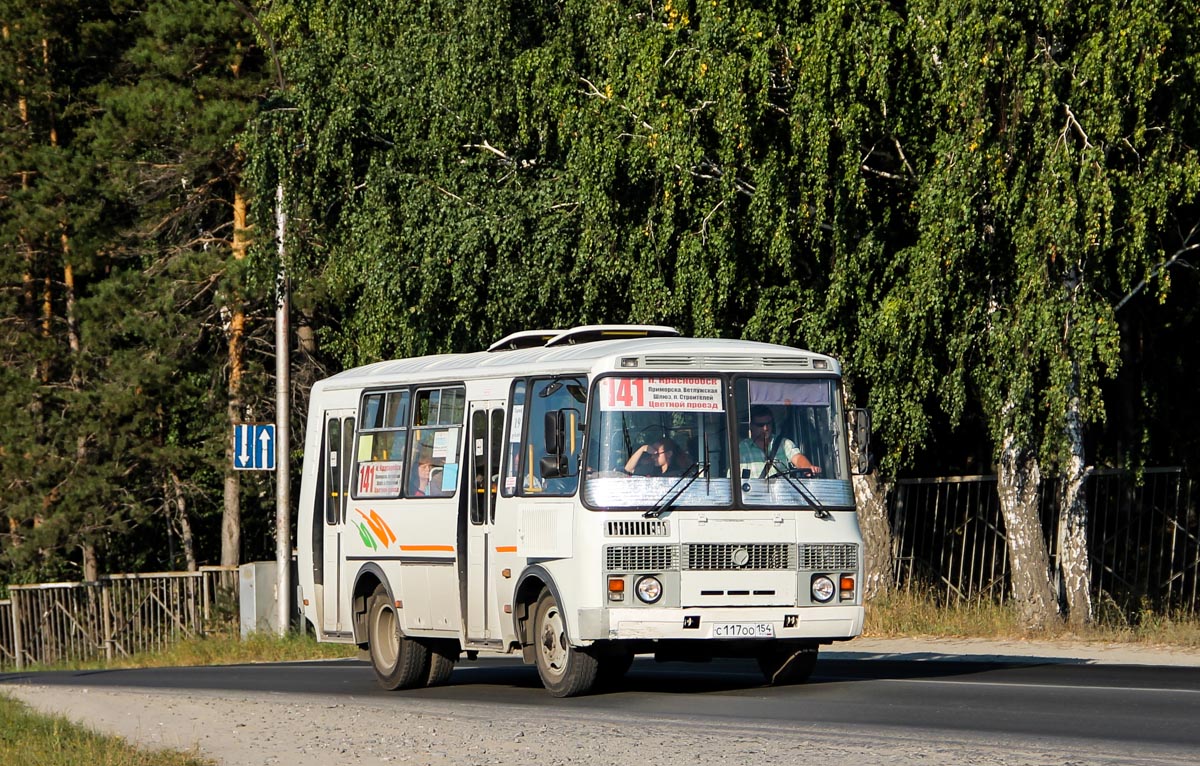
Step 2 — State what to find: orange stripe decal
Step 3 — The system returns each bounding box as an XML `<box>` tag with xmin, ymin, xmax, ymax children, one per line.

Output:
<box><xmin>399</xmin><ymin>544</ymin><xmax>455</xmax><ymax>552</ymax></box>
<box><xmin>495</xmin><ymin>546</ymin><xmax>518</xmax><ymax>553</ymax></box>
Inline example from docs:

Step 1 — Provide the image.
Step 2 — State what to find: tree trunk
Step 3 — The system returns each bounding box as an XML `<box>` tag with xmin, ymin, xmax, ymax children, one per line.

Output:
<box><xmin>222</xmin><ymin>407</ymin><xmax>242</xmax><ymax>568</ymax></box>
<box><xmin>65</xmin><ymin>238</ymin><xmax>101</xmax><ymax>580</ymax></box>
<box><xmin>844</xmin><ymin>391</ymin><xmax>894</xmax><ymax>600</ymax></box>
<box><xmin>1056</xmin><ymin>267</ymin><xmax>1093</xmax><ymax>627</ymax></box>
<box><xmin>1057</xmin><ymin>376</ymin><xmax>1092</xmax><ymax>627</ymax></box>
<box><xmin>997</xmin><ymin>419</ymin><xmax>1061</xmax><ymax>630</ymax></box>
<box><xmin>170</xmin><ymin>470</ymin><xmax>198</xmax><ymax>572</ymax></box>
<box><xmin>854</xmin><ymin>471</ymin><xmax>895</xmax><ymax>600</ymax></box>
<box><xmin>221</xmin><ymin>189</ymin><xmax>250</xmax><ymax>568</ymax></box>
<box><xmin>81</xmin><ymin>542</ymin><xmax>98</xmax><ymax>581</ymax></box>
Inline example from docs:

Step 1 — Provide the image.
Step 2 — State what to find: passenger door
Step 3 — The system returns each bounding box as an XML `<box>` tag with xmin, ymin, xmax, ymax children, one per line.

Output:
<box><xmin>465</xmin><ymin>401</ymin><xmax>505</xmax><ymax>640</ymax></box>
<box><xmin>321</xmin><ymin>410</ymin><xmax>355</xmax><ymax>634</ymax></box>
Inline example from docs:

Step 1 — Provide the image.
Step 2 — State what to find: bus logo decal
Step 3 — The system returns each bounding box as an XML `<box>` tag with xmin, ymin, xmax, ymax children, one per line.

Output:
<box><xmin>354</xmin><ymin>521</ymin><xmax>377</xmax><ymax>550</ymax></box>
<box><xmin>355</xmin><ymin>508</ymin><xmax>397</xmax><ymax>549</ymax></box>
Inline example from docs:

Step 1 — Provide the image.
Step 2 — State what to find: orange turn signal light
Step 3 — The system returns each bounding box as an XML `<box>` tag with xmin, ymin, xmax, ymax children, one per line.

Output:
<box><xmin>608</xmin><ymin>577</ymin><xmax>626</xmax><ymax>593</ymax></box>
<box><xmin>840</xmin><ymin>576</ymin><xmax>855</xmax><ymax>592</ymax></box>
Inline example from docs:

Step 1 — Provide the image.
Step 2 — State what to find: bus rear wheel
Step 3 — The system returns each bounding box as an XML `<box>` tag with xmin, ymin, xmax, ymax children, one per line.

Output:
<box><xmin>425</xmin><ymin>640</ymin><xmax>458</xmax><ymax>686</ymax></box>
<box><xmin>533</xmin><ymin>590</ymin><xmax>598</xmax><ymax>697</ymax></box>
<box><xmin>367</xmin><ymin>584</ymin><xmax>429</xmax><ymax>690</ymax></box>
<box><xmin>758</xmin><ymin>643</ymin><xmax>819</xmax><ymax>686</ymax></box>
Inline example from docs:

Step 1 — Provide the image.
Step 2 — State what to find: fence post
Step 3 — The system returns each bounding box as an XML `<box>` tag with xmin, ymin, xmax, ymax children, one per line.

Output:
<box><xmin>101</xmin><ymin>583</ymin><xmax>113</xmax><ymax>662</ymax></box>
<box><xmin>202</xmin><ymin>570</ymin><xmax>211</xmax><ymax>629</ymax></box>
<box><xmin>11</xmin><ymin>589</ymin><xmax>24</xmax><ymax>670</ymax></box>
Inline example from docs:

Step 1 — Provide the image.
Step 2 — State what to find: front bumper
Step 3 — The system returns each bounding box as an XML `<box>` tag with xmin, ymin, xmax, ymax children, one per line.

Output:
<box><xmin>577</xmin><ymin>604</ymin><xmax>863</xmax><ymax>642</ymax></box>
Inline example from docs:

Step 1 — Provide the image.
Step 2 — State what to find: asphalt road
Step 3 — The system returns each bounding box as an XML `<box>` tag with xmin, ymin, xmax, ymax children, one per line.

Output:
<box><xmin>4</xmin><ymin>653</ymin><xmax>1199</xmax><ymax>753</ymax></box>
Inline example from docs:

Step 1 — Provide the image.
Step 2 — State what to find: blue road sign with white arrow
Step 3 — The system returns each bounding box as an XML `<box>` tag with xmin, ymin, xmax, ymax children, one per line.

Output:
<box><xmin>234</xmin><ymin>423</ymin><xmax>276</xmax><ymax>471</ymax></box>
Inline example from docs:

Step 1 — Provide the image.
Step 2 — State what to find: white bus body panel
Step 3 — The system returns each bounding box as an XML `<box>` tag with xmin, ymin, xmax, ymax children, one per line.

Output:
<box><xmin>296</xmin><ymin>336</ymin><xmax>864</xmax><ymax>653</ymax></box>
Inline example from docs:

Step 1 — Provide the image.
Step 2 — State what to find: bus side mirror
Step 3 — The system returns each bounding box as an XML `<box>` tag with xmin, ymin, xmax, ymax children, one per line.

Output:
<box><xmin>544</xmin><ymin>410</ymin><xmax>565</xmax><ymax>455</ymax></box>
<box><xmin>540</xmin><ymin>454</ymin><xmax>569</xmax><ymax>479</ymax></box>
<box><xmin>541</xmin><ymin>409</ymin><xmax>579</xmax><ymax>479</ymax></box>
<box><xmin>849</xmin><ymin>408</ymin><xmax>872</xmax><ymax>475</ymax></box>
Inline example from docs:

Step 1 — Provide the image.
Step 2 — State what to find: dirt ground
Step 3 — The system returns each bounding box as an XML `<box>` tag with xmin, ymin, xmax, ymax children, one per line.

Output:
<box><xmin>6</xmin><ymin>637</ymin><xmax>1199</xmax><ymax>766</ymax></box>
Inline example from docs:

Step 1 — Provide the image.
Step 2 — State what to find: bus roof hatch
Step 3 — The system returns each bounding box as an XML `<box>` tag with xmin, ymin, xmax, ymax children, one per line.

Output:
<box><xmin>544</xmin><ymin>325</ymin><xmax>681</xmax><ymax>347</ymax></box>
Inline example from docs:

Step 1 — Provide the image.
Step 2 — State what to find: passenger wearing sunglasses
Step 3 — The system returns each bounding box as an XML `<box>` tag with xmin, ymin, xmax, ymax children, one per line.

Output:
<box><xmin>623</xmin><ymin>438</ymin><xmax>688</xmax><ymax>477</ymax></box>
<box><xmin>739</xmin><ymin>405</ymin><xmax>819</xmax><ymax>478</ymax></box>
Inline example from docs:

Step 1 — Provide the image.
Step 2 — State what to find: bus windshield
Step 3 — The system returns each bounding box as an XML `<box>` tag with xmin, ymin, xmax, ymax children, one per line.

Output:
<box><xmin>583</xmin><ymin>375</ymin><xmax>732</xmax><ymax>509</ymax></box>
<box><xmin>733</xmin><ymin>376</ymin><xmax>844</xmax><ymax>507</ymax></box>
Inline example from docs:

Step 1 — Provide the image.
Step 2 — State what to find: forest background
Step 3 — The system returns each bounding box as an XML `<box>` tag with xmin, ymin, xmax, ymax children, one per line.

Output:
<box><xmin>1</xmin><ymin>0</ymin><xmax>1197</xmax><ymax>630</ymax></box>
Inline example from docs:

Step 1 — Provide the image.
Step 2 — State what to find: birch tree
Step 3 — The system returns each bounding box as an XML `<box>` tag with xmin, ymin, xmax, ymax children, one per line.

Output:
<box><xmin>901</xmin><ymin>0</ymin><xmax>1200</xmax><ymax>627</ymax></box>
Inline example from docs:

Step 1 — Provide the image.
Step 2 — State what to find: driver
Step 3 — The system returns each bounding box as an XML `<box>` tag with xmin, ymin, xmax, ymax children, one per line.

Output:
<box><xmin>738</xmin><ymin>405</ymin><xmax>820</xmax><ymax>478</ymax></box>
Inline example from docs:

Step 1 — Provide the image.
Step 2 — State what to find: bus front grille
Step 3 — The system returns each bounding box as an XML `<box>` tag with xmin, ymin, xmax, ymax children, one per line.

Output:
<box><xmin>797</xmin><ymin>543</ymin><xmax>859</xmax><ymax>570</ymax></box>
<box><xmin>606</xmin><ymin>520</ymin><xmax>670</xmax><ymax>537</ymax></box>
<box><xmin>684</xmin><ymin>543</ymin><xmax>794</xmax><ymax>570</ymax></box>
<box><xmin>605</xmin><ymin>545</ymin><xmax>678</xmax><ymax>572</ymax></box>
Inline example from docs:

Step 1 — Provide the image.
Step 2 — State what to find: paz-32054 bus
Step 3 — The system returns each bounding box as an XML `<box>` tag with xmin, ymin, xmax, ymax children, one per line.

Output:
<box><xmin>296</xmin><ymin>325</ymin><xmax>868</xmax><ymax>696</ymax></box>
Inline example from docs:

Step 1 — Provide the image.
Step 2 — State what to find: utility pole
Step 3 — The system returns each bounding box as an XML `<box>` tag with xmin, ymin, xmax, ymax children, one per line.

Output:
<box><xmin>232</xmin><ymin>0</ymin><xmax>293</xmax><ymax>638</ymax></box>
<box><xmin>274</xmin><ymin>181</ymin><xmax>291</xmax><ymax>636</ymax></box>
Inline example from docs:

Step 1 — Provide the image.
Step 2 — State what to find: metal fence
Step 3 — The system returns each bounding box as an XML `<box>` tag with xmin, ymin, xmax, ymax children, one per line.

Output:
<box><xmin>891</xmin><ymin>468</ymin><xmax>1200</xmax><ymax>616</ymax></box>
<box><xmin>2</xmin><ymin>471</ymin><xmax>1195</xmax><ymax>668</ymax></box>
<box><xmin>0</xmin><ymin>599</ymin><xmax>14</xmax><ymax>667</ymax></box>
<box><xmin>0</xmin><ymin>565</ymin><xmax>238</xmax><ymax>670</ymax></box>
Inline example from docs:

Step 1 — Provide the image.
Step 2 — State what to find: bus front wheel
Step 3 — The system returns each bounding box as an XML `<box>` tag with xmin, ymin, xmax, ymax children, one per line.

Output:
<box><xmin>367</xmin><ymin>584</ymin><xmax>429</xmax><ymax>690</ymax></box>
<box><xmin>758</xmin><ymin>643</ymin><xmax>819</xmax><ymax>685</ymax></box>
<box><xmin>533</xmin><ymin>590</ymin><xmax>599</xmax><ymax>697</ymax></box>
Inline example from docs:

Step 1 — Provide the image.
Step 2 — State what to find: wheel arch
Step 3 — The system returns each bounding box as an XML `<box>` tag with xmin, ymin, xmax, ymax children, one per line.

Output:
<box><xmin>351</xmin><ymin>563</ymin><xmax>392</xmax><ymax>646</ymax></box>
<box><xmin>512</xmin><ymin>564</ymin><xmax>565</xmax><ymax>663</ymax></box>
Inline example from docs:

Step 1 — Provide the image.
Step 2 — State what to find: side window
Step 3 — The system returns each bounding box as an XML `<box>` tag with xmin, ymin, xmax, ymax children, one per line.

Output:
<box><xmin>489</xmin><ymin>409</ymin><xmax>503</xmax><ymax>519</ymax></box>
<box><xmin>471</xmin><ymin>407</ymin><xmax>506</xmax><ymax>523</ymax></box>
<box><xmin>407</xmin><ymin>386</ymin><xmax>466</xmax><ymax>497</ymax></box>
<box><xmin>325</xmin><ymin>418</ymin><xmax>341</xmax><ymax>524</ymax></box>
<box><xmin>501</xmin><ymin>381</ymin><xmax>526</xmax><ymax>497</ymax></box>
<box><xmin>326</xmin><ymin>415</ymin><xmax>356</xmax><ymax>522</ymax></box>
<box><xmin>352</xmin><ymin>390</ymin><xmax>408</xmax><ymax>499</ymax></box>
<box><xmin>519</xmin><ymin>376</ymin><xmax>587</xmax><ymax>496</ymax></box>
<box><xmin>470</xmin><ymin>409</ymin><xmax>489</xmax><ymax>525</ymax></box>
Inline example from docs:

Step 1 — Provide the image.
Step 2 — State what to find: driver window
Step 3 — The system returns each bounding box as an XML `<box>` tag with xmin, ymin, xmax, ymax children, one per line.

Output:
<box><xmin>734</xmin><ymin>379</ymin><xmax>829</xmax><ymax>479</ymax></box>
<box><xmin>519</xmin><ymin>376</ymin><xmax>586</xmax><ymax>496</ymax></box>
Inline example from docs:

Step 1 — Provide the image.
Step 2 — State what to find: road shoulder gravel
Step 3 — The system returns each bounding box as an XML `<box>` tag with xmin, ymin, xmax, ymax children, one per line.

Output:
<box><xmin>5</xmin><ymin>638</ymin><xmax>1199</xmax><ymax>766</ymax></box>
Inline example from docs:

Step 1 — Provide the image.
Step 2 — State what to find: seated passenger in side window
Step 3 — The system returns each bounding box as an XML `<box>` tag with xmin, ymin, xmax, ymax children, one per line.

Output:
<box><xmin>624</xmin><ymin>438</ymin><xmax>688</xmax><ymax>478</ymax></box>
<box><xmin>414</xmin><ymin>456</ymin><xmax>435</xmax><ymax>496</ymax></box>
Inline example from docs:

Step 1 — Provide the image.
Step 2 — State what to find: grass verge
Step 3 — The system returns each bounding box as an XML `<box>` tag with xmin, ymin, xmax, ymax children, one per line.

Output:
<box><xmin>23</xmin><ymin>631</ymin><xmax>358</xmax><ymax>673</ymax></box>
<box><xmin>0</xmin><ymin>693</ymin><xmax>213</xmax><ymax>766</ymax></box>
<box><xmin>865</xmin><ymin>588</ymin><xmax>1200</xmax><ymax>648</ymax></box>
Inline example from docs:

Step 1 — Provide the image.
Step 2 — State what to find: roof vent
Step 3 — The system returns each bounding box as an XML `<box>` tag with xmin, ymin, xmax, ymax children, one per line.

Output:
<box><xmin>544</xmin><ymin>324</ymin><xmax>681</xmax><ymax>347</ymax></box>
<box><xmin>486</xmin><ymin>329</ymin><xmax>566</xmax><ymax>352</ymax></box>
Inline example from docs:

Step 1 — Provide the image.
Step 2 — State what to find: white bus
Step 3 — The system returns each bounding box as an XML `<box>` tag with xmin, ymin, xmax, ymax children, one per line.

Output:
<box><xmin>296</xmin><ymin>325</ymin><xmax>868</xmax><ymax>696</ymax></box>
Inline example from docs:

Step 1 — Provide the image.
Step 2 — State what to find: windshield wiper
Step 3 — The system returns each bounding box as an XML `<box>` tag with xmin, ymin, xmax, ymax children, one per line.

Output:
<box><xmin>765</xmin><ymin>461</ymin><xmax>832</xmax><ymax>520</ymax></box>
<box><xmin>644</xmin><ymin>461</ymin><xmax>706</xmax><ymax>519</ymax></box>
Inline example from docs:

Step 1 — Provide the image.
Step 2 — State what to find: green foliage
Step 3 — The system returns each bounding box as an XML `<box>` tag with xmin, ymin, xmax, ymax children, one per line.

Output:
<box><xmin>1</xmin><ymin>0</ymin><xmax>271</xmax><ymax>582</ymax></box>
<box><xmin>3</xmin><ymin>0</ymin><xmax>1198</xmax><ymax>585</ymax></box>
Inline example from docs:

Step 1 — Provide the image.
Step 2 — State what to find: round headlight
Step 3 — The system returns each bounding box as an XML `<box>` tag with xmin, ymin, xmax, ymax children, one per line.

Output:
<box><xmin>811</xmin><ymin>575</ymin><xmax>836</xmax><ymax>603</ymax></box>
<box><xmin>635</xmin><ymin>576</ymin><xmax>663</xmax><ymax>604</ymax></box>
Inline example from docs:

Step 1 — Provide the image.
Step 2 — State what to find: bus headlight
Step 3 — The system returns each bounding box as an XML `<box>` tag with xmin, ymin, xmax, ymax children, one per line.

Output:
<box><xmin>811</xmin><ymin>575</ymin><xmax>836</xmax><ymax>603</ymax></box>
<box><xmin>635</xmin><ymin>576</ymin><xmax>663</xmax><ymax>604</ymax></box>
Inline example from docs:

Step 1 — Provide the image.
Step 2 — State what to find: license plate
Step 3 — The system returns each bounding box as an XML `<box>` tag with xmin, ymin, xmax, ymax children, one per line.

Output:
<box><xmin>712</xmin><ymin>622</ymin><xmax>775</xmax><ymax>638</ymax></box>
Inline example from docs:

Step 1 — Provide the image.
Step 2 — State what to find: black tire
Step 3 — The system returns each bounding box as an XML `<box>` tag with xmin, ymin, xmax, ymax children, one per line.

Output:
<box><xmin>532</xmin><ymin>590</ymin><xmax>599</xmax><ymax>697</ymax></box>
<box><xmin>367</xmin><ymin>584</ymin><xmax>430</xmax><ymax>690</ymax></box>
<box><xmin>758</xmin><ymin>643</ymin><xmax>819</xmax><ymax>686</ymax></box>
<box><xmin>425</xmin><ymin>640</ymin><xmax>458</xmax><ymax>686</ymax></box>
